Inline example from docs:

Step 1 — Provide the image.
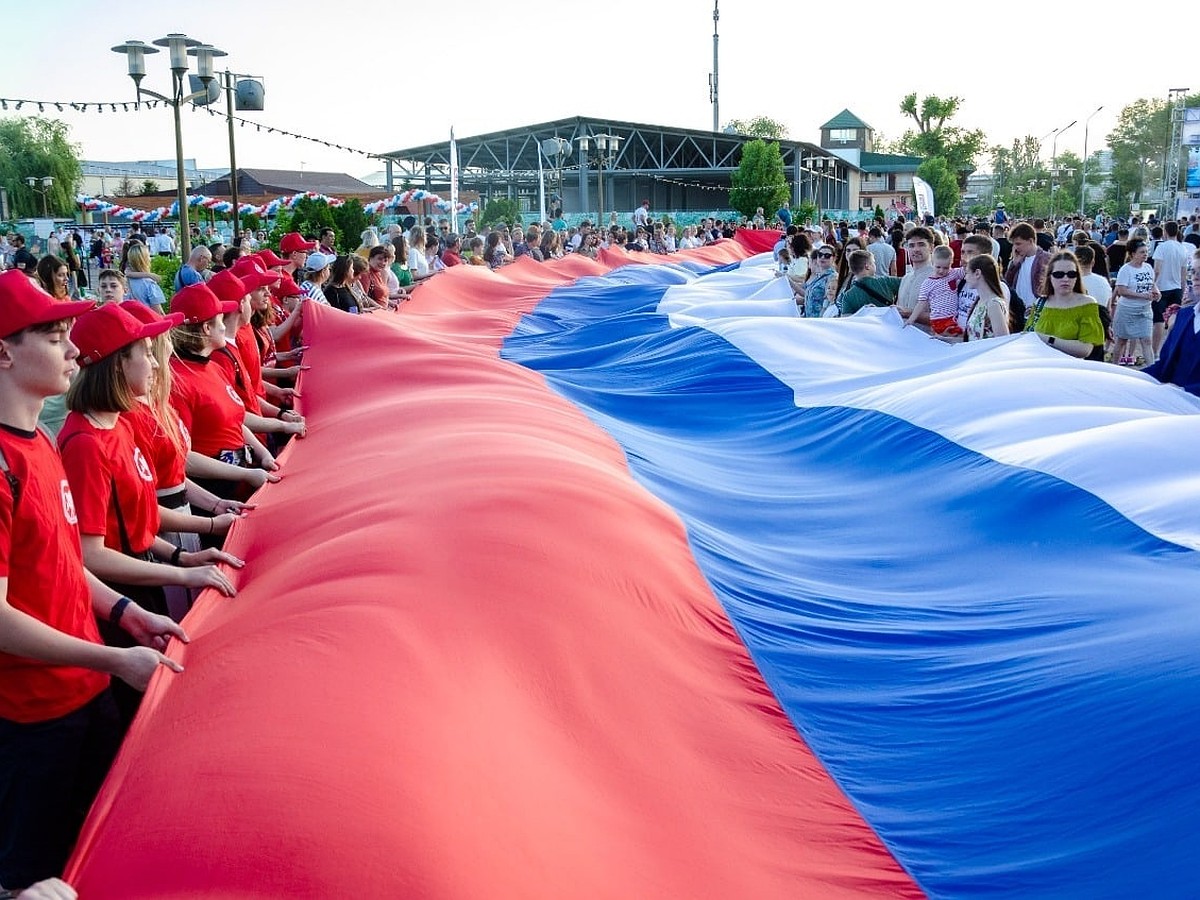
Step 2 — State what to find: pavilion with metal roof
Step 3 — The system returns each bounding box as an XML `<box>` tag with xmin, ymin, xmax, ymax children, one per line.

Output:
<box><xmin>380</xmin><ymin>116</ymin><xmax>854</xmax><ymax>219</ymax></box>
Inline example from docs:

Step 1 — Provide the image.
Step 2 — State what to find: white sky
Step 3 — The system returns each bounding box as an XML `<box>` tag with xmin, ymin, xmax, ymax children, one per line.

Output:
<box><xmin>2</xmin><ymin>0</ymin><xmax>1194</xmax><ymax>182</ymax></box>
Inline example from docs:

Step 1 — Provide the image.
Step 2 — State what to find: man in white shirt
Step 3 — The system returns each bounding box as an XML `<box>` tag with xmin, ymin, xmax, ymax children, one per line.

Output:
<box><xmin>148</xmin><ymin>227</ymin><xmax>175</xmax><ymax>257</ymax></box>
<box><xmin>568</xmin><ymin>221</ymin><xmax>591</xmax><ymax>252</ymax></box>
<box><xmin>632</xmin><ymin>200</ymin><xmax>650</xmax><ymax>229</ymax></box>
<box><xmin>1153</xmin><ymin>220</ymin><xmax>1190</xmax><ymax>353</ymax></box>
<box><xmin>896</xmin><ymin>226</ymin><xmax>935</xmax><ymax>325</ymax></box>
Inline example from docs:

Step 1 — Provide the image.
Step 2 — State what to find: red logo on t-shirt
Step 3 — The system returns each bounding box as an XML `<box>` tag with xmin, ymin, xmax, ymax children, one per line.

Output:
<box><xmin>225</xmin><ymin>384</ymin><xmax>245</xmax><ymax>407</ymax></box>
<box><xmin>60</xmin><ymin>480</ymin><xmax>77</xmax><ymax>525</ymax></box>
<box><xmin>133</xmin><ymin>447</ymin><xmax>154</xmax><ymax>483</ymax></box>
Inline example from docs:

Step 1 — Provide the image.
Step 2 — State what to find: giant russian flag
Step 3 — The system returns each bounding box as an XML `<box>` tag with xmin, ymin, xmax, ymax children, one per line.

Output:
<box><xmin>66</xmin><ymin>234</ymin><xmax>1200</xmax><ymax>898</ymax></box>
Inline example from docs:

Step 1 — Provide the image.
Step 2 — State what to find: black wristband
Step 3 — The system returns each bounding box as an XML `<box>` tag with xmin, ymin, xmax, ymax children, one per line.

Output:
<box><xmin>171</xmin><ymin>546</ymin><xmax>184</xmax><ymax>566</ymax></box>
<box><xmin>109</xmin><ymin>596</ymin><xmax>132</xmax><ymax>626</ymax></box>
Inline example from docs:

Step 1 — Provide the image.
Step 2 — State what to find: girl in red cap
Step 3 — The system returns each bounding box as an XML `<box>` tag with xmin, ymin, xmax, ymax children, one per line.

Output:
<box><xmin>255</xmin><ymin>278</ymin><xmax>309</xmax><ymax>405</ymax></box>
<box><xmin>208</xmin><ymin>269</ymin><xmax>306</xmax><ymax>447</ymax></box>
<box><xmin>168</xmin><ymin>283</ymin><xmax>281</xmax><ymax>506</ymax></box>
<box><xmin>57</xmin><ymin>304</ymin><xmax>242</xmax><ymax>720</ymax></box>
<box><xmin>119</xmin><ymin>301</ymin><xmax>253</xmax><ymax>616</ymax></box>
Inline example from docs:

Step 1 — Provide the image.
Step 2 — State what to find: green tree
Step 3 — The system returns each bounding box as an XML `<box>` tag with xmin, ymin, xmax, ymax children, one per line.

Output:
<box><xmin>329</xmin><ymin>200</ymin><xmax>378</xmax><ymax>253</ymax></box>
<box><xmin>723</xmin><ymin>116</ymin><xmax>788</xmax><ymax>140</ymax></box>
<box><xmin>990</xmin><ymin>135</ymin><xmax>1045</xmax><ymax>195</ymax></box>
<box><xmin>479</xmin><ymin>198</ymin><xmax>522</xmax><ymax>229</ymax></box>
<box><xmin>286</xmin><ymin>196</ymin><xmax>336</xmax><ymax>239</ymax></box>
<box><xmin>140</xmin><ymin>179</ymin><xmax>161</xmax><ymax>195</ymax></box>
<box><xmin>915</xmin><ymin>157</ymin><xmax>961</xmax><ymax>217</ymax></box>
<box><xmin>729</xmin><ymin>139</ymin><xmax>789</xmax><ymax>220</ymax></box>
<box><xmin>1101</xmin><ymin>96</ymin><xmax>1200</xmax><ymax>208</ymax></box>
<box><xmin>0</xmin><ymin>117</ymin><xmax>82</xmax><ymax>216</ymax></box>
<box><xmin>895</xmin><ymin>93</ymin><xmax>984</xmax><ymax>183</ymax></box>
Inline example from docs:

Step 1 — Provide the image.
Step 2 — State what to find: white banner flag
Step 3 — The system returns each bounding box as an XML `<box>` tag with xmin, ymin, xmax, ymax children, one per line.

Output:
<box><xmin>912</xmin><ymin>175</ymin><xmax>935</xmax><ymax>219</ymax></box>
<box><xmin>449</xmin><ymin>127</ymin><xmax>460</xmax><ymax>229</ymax></box>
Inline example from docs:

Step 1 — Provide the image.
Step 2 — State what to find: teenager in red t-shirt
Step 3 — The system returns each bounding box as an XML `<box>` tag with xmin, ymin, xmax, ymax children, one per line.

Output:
<box><xmin>253</xmin><ymin>278</ymin><xmax>309</xmax><ymax>409</ymax></box>
<box><xmin>169</xmin><ymin>283</ymin><xmax>282</xmax><ymax>502</ymax></box>
<box><xmin>0</xmin><ymin>271</ymin><xmax>186</xmax><ymax>888</ymax></box>
<box><xmin>120</xmin><ymin>300</ymin><xmax>255</xmax><ymax>519</ymax></box>
<box><xmin>119</xmin><ymin>302</ymin><xmax>252</xmax><ymax>617</ymax></box>
<box><xmin>59</xmin><ymin>305</ymin><xmax>241</xmax><ymax>619</ymax></box>
<box><xmin>208</xmin><ymin>269</ymin><xmax>306</xmax><ymax>445</ymax></box>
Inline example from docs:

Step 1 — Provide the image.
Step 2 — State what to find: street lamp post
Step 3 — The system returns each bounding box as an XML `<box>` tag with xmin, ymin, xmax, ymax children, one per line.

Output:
<box><xmin>576</xmin><ymin>133</ymin><xmax>622</xmax><ymax>223</ymax></box>
<box><xmin>539</xmin><ymin>137</ymin><xmax>571</xmax><ymax>220</ymax></box>
<box><xmin>25</xmin><ymin>176</ymin><xmax>53</xmax><ymax>217</ymax></box>
<box><xmin>221</xmin><ymin>70</ymin><xmax>241</xmax><ymax>240</ymax></box>
<box><xmin>1049</xmin><ymin>119</ymin><xmax>1077</xmax><ymax>220</ymax></box>
<box><xmin>1080</xmin><ymin>106</ymin><xmax>1104</xmax><ymax>216</ymax></box>
<box><xmin>112</xmin><ymin>34</ymin><xmax>225</xmax><ymax>258</ymax></box>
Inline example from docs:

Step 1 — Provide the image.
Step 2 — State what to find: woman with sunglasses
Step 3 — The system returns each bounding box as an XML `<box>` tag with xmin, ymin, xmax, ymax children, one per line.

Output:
<box><xmin>803</xmin><ymin>246</ymin><xmax>838</xmax><ymax>318</ymax></box>
<box><xmin>1025</xmin><ymin>251</ymin><xmax>1105</xmax><ymax>359</ymax></box>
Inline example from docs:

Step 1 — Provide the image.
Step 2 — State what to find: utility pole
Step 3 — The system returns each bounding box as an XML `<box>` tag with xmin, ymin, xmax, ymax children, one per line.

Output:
<box><xmin>708</xmin><ymin>1</ymin><xmax>719</xmax><ymax>132</ymax></box>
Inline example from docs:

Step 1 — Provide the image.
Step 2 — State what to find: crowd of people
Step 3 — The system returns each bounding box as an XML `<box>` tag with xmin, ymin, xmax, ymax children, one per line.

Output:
<box><xmin>5</xmin><ymin>198</ymin><xmax>1200</xmax><ymax>895</ymax></box>
<box><xmin>773</xmin><ymin>210</ymin><xmax>1200</xmax><ymax>383</ymax></box>
<box><xmin>0</xmin><ymin>224</ymin><xmax>330</xmax><ymax>896</ymax></box>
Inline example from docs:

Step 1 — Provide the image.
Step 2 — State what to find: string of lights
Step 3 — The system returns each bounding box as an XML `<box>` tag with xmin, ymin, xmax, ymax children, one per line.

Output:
<box><xmin>190</xmin><ymin>104</ymin><xmax>383</xmax><ymax>159</ymax></box>
<box><xmin>652</xmin><ymin>174</ymin><xmax>792</xmax><ymax>192</ymax></box>
<box><xmin>0</xmin><ymin>94</ymin><xmax>385</xmax><ymax>159</ymax></box>
<box><xmin>0</xmin><ymin>96</ymin><xmax>164</xmax><ymax>113</ymax></box>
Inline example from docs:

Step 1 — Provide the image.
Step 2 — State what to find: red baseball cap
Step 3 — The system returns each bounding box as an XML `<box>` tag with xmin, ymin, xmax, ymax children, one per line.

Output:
<box><xmin>270</xmin><ymin>278</ymin><xmax>305</xmax><ymax>299</ymax></box>
<box><xmin>119</xmin><ymin>300</ymin><xmax>184</xmax><ymax>328</ymax></box>
<box><xmin>208</xmin><ymin>269</ymin><xmax>250</xmax><ymax>305</ymax></box>
<box><xmin>0</xmin><ymin>270</ymin><xmax>94</xmax><ymax>339</ymax></box>
<box><xmin>230</xmin><ymin>257</ymin><xmax>282</xmax><ymax>291</ymax></box>
<box><xmin>171</xmin><ymin>283</ymin><xmax>239</xmax><ymax>324</ymax></box>
<box><xmin>72</xmin><ymin>303</ymin><xmax>177</xmax><ymax>367</ymax></box>
<box><xmin>279</xmin><ymin>232</ymin><xmax>317</xmax><ymax>255</ymax></box>
<box><xmin>256</xmin><ymin>248</ymin><xmax>289</xmax><ymax>268</ymax></box>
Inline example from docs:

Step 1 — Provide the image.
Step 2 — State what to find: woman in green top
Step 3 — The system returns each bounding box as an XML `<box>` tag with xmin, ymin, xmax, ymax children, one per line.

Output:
<box><xmin>1026</xmin><ymin>251</ymin><xmax>1105</xmax><ymax>359</ymax></box>
<box><xmin>389</xmin><ymin>235</ymin><xmax>413</xmax><ymax>289</ymax></box>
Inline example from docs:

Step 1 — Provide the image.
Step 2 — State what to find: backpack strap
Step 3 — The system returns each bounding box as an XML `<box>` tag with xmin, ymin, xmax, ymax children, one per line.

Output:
<box><xmin>855</xmin><ymin>279</ymin><xmax>896</xmax><ymax>307</ymax></box>
<box><xmin>0</xmin><ymin>446</ymin><xmax>19</xmax><ymax>511</ymax></box>
<box><xmin>216</xmin><ymin>345</ymin><xmax>246</xmax><ymax>391</ymax></box>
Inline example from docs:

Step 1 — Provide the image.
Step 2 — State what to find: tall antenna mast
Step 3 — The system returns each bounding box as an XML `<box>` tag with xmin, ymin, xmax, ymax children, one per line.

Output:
<box><xmin>709</xmin><ymin>0</ymin><xmax>719</xmax><ymax>132</ymax></box>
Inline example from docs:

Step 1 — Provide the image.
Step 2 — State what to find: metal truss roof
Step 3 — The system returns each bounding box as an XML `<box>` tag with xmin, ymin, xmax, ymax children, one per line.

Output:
<box><xmin>380</xmin><ymin>116</ymin><xmax>852</xmax><ymax>181</ymax></box>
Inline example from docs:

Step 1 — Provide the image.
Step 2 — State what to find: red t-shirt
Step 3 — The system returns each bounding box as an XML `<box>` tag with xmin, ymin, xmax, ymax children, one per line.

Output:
<box><xmin>126</xmin><ymin>401</ymin><xmax>190</xmax><ymax>489</ymax></box>
<box><xmin>58</xmin><ymin>412</ymin><xmax>160</xmax><ymax>555</ymax></box>
<box><xmin>0</xmin><ymin>426</ymin><xmax>108</xmax><ymax>723</ymax></box>
<box><xmin>442</xmin><ymin>250</ymin><xmax>463</xmax><ymax>267</ymax></box>
<box><xmin>237</xmin><ymin>324</ymin><xmax>265</xmax><ymax>403</ymax></box>
<box><xmin>170</xmin><ymin>351</ymin><xmax>247</xmax><ymax>457</ymax></box>
<box><xmin>253</xmin><ymin>321</ymin><xmax>277</xmax><ymax>370</ymax></box>
<box><xmin>210</xmin><ymin>337</ymin><xmax>263</xmax><ymax>416</ymax></box>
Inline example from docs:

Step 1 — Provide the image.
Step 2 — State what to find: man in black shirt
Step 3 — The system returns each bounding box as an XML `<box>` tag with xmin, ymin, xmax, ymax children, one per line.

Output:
<box><xmin>9</xmin><ymin>235</ymin><xmax>36</xmax><ymax>276</ymax></box>
<box><xmin>992</xmin><ymin>224</ymin><xmax>1012</xmax><ymax>271</ymax></box>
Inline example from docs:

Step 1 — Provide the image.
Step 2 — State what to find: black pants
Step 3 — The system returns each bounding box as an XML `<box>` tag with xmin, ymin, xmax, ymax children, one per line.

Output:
<box><xmin>0</xmin><ymin>690</ymin><xmax>122</xmax><ymax>888</ymax></box>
